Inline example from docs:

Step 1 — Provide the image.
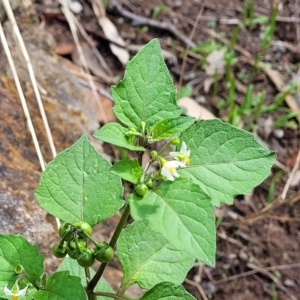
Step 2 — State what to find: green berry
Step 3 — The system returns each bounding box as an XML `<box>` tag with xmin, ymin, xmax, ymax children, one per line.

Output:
<box><xmin>170</xmin><ymin>138</ymin><xmax>180</xmax><ymax>145</ymax></box>
<box><xmin>59</xmin><ymin>223</ymin><xmax>71</xmax><ymax>239</ymax></box>
<box><xmin>77</xmin><ymin>248</ymin><xmax>95</xmax><ymax>267</ymax></box>
<box><xmin>67</xmin><ymin>247</ymin><xmax>80</xmax><ymax>260</ymax></box>
<box><xmin>93</xmin><ymin>243</ymin><xmax>114</xmax><ymax>263</ymax></box>
<box><xmin>52</xmin><ymin>243</ymin><xmax>67</xmax><ymax>258</ymax></box>
<box><xmin>74</xmin><ymin>221</ymin><xmax>92</xmax><ymax>237</ymax></box>
<box><xmin>135</xmin><ymin>183</ymin><xmax>148</xmax><ymax>196</ymax></box>
<box><xmin>69</xmin><ymin>239</ymin><xmax>87</xmax><ymax>250</ymax></box>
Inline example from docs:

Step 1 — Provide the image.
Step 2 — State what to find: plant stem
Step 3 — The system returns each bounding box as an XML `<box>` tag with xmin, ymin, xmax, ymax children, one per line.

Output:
<box><xmin>157</xmin><ymin>139</ymin><xmax>174</xmax><ymax>157</ymax></box>
<box><xmin>87</xmin><ymin>145</ymin><xmax>144</xmax><ymax>294</ymax></box>
<box><xmin>21</xmin><ymin>274</ymin><xmax>39</xmax><ymax>290</ymax></box>
<box><xmin>85</xmin><ymin>267</ymin><xmax>91</xmax><ymax>281</ymax></box>
<box><xmin>110</xmin><ymin>204</ymin><xmax>131</xmax><ymax>248</ymax></box>
<box><xmin>86</xmin><ymin>290</ymin><xmax>97</xmax><ymax>300</ymax></box>
<box><xmin>86</xmin><ymin>204</ymin><xmax>131</xmax><ymax>292</ymax></box>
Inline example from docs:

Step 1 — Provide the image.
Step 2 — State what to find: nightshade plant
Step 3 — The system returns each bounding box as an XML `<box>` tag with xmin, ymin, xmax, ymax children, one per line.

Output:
<box><xmin>0</xmin><ymin>39</ymin><xmax>276</xmax><ymax>300</ymax></box>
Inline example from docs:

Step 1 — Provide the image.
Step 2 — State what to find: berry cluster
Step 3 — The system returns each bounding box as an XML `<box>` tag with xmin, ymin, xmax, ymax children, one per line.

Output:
<box><xmin>52</xmin><ymin>222</ymin><xmax>114</xmax><ymax>267</ymax></box>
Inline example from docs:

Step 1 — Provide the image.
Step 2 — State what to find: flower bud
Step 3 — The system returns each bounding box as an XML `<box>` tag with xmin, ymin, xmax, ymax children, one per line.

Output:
<box><xmin>15</xmin><ymin>264</ymin><xmax>25</xmax><ymax>275</ymax></box>
<box><xmin>171</xmin><ymin>138</ymin><xmax>180</xmax><ymax>145</ymax></box>
<box><xmin>150</xmin><ymin>151</ymin><xmax>158</xmax><ymax>158</ymax></box>
<box><xmin>135</xmin><ymin>183</ymin><xmax>148</xmax><ymax>196</ymax></box>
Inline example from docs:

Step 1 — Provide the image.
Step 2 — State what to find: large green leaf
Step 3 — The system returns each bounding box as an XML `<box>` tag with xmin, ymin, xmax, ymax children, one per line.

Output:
<box><xmin>140</xmin><ymin>282</ymin><xmax>196</xmax><ymax>300</ymax></box>
<box><xmin>118</xmin><ymin>220</ymin><xmax>194</xmax><ymax>291</ymax></box>
<box><xmin>94</xmin><ymin>123</ymin><xmax>145</xmax><ymax>151</ymax></box>
<box><xmin>151</xmin><ymin>117</ymin><xmax>195</xmax><ymax>141</ymax></box>
<box><xmin>0</xmin><ymin>235</ymin><xmax>44</xmax><ymax>298</ymax></box>
<box><xmin>35</xmin><ymin>135</ymin><xmax>124</xmax><ymax>226</ymax></box>
<box><xmin>112</xmin><ymin>39</ymin><xmax>182</xmax><ymax>128</ymax></box>
<box><xmin>57</xmin><ymin>257</ymin><xmax>87</xmax><ymax>287</ymax></box>
<box><xmin>58</xmin><ymin>257</ymin><xmax>114</xmax><ymax>299</ymax></box>
<box><xmin>34</xmin><ymin>271</ymin><xmax>86</xmax><ymax>300</ymax></box>
<box><xmin>110</xmin><ymin>160</ymin><xmax>142</xmax><ymax>184</ymax></box>
<box><xmin>179</xmin><ymin>119</ymin><xmax>276</xmax><ymax>206</ymax></box>
<box><xmin>128</xmin><ymin>179</ymin><xmax>215</xmax><ymax>266</ymax></box>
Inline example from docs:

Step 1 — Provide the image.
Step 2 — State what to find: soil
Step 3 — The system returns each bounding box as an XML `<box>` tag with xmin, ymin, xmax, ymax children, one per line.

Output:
<box><xmin>8</xmin><ymin>0</ymin><xmax>300</xmax><ymax>299</ymax></box>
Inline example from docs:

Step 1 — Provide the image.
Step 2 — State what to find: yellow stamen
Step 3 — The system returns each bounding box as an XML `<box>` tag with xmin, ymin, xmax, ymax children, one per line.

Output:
<box><xmin>169</xmin><ymin>167</ymin><xmax>174</xmax><ymax>173</ymax></box>
<box><xmin>186</xmin><ymin>157</ymin><xmax>190</xmax><ymax>164</ymax></box>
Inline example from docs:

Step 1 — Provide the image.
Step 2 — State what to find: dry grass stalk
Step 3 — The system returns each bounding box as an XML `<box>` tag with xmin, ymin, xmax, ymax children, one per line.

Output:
<box><xmin>2</xmin><ymin>0</ymin><xmax>57</xmax><ymax>158</ymax></box>
<box><xmin>0</xmin><ymin>23</ymin><xmax>46</xmax><ymax>170</ymax></box>
<box><xmin>59</xmin><ymin>0</ymin><xmax>108</xmax><ymax>124</ymax></box>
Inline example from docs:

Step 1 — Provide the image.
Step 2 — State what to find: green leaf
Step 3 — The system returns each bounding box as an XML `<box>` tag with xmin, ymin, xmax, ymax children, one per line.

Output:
<box><xmin>118</xmin><ymin>220</ymin><xmax>194</xmax><ymax>291</ymax></box>
<box><xmin>140</xmin><ymin>282</ymin><xmax>196</xmax><ymax>300</ymax></box>
<box><xmin>34</xmin><ymin>271</ymin><xmax>86</xmax><ymax>300</ymax></box>
<box><xmin>57</xmin><ymin>257</ymin><xmax>86</xmax><ymax>287</ymax></box>
<box><xmin>128</xmin><ymin>179</ymin><xmax>215</xmax><ymax>266</ymax></box>
<box><xmin>179</xmin><ymin>119</ymin><xmax>276</xmax><ymax>206</ymax></box>
<box><xmin>110</xmin><ymin>160</ymin><xmax>142</xmax><ymax>184</ymax></box>
<box><xmin>152</xmin><ymin>117</ymin><xmax>195</xmax><ymax>141</ymax></box>
<box><xmin>58</xmin><ymin>257</ymin><xmax>114</xmax><ymax>299</ymax></box>
<box><xmin>94</xmin><ymin>123</ymin><xmax>145</xmax><ymax>151</ymax></box>
<box><xmin>112</xmin><ymin>39</ymin><xmax>182</xmax><ymax>128</ymax></box>
<box><xmin>35</xmin><ymin>135</ymin><xmax>124</xmax><ymax>227</ymax></box>
<box><xmin>0</xmin><ymin>235</ymin><xmax>44</xmax><ymax>297</ymax></box>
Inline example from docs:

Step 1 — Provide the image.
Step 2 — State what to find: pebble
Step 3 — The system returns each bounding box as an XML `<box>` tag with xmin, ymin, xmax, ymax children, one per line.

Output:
<box><xmin>284</xmin><ymin>279</ymin><xmax>295</xmax><ymax>287</ymax></box>
<box><xmin>274</xmin><ymin>129</ymin><xmax>284</xmax><ymax>139</ymax></box>
<box><xmin>228</xmin><ymin>253</ymin><xmax>237</xmax><ymax>260</ymax></box>
<box><xmin>203</xmin><ymin>282</ymin><xmax>216</xmax><ymax>294</ymax></box>
<box><xmin>193</xmin><ymin>274</ymin><xmax>201</xmax><ymax>283</ymax></box>
<box><xmin>239</xmin><ymin>250</ymin><xmax>248</xmax><ymax>261</ymax></box>
<box><xmin>68</xmin><ymin>0</ymin><xmax>83</xmax><ymax>14</ymax></box>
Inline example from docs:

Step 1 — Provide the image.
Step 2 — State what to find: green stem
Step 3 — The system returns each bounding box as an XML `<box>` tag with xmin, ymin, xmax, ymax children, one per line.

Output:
<box><xmin>87</xmin><ymin>144</ymin><xmax>144</xmax><ymax>294</ymax></box>
<box><xmin>85</xmin><ymin>268</ymin><xmax>96</xmax><ymax>300</ymax></box>
<box><xmin>85</xmin><ymin>267</ymin><xmax>91</xmax><ymax>282</ymax></box>
<box><xmin>74</xmin><ymin>232</ymin><xmax>82</xmax><ymax>254</ymax></box>
<box><xmin>86</xmin><ymin>290</ymin><xmax>96</xmax><ymax>300</ymax></box>
<box><xmin>109</xmin><ymin>204</ymin><xmax>131</xmax><ymax>248</ymax></box>
<box><xmin>86</xmin><ymin>204</ymin><xmax>131</xmax><ymax>292</ymax></box>
<box><xmin>80</xmin><ymin>230</ymin><xmax>101</xmax><ymax>247</ymax></box>
<box><xmin>157</xmin><ymin>139</ymin><xmax>174</xmax><ymax>156</ymax></box>
<box><xmin>20</xmin><ymin>274</ymin><xmax>39</xmax><ymax>290</ymax></box>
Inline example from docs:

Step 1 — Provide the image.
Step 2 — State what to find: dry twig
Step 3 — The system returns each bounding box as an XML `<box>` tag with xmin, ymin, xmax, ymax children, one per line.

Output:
<box><xmin>247</xmin><ymin>260</ymin><xmax>297</xmax><ymax>300</ymax></box>
<box><xmin>59</xmin><ymin>0</ymin><xmax>108</xmax><ymax>124</ymax></box>
<box><xmin>184</xmin><ymin>278</ymin><xmax>209</xmax><ymax>300</ymax></box>
<box><xmin>108</xmin><ymin>0</ymin><xmax>196</xmax><ymax>48</ymax></box>
<box><xmin>281</xmin><ymin>148</ymin><xmax>300</xmax><ymax>201</ymax></box>
<box><xmin>215</xmin><ymin>263</ymin><xmax>300</xmax><ymax>285</ymax></box>
<box><xmin>178</xmin><ymin>2</ymin><xmax>206</xmax><ymax>89</ymax></box>
<box><xmin>72</xmin><ymin>16</ymin><xmax>114</xmax><ymax>78</ymax></box>
<box><xmin>235</xmin><ymin>191</ymin><xmax>300</xmax><ymax>225</ymax></box>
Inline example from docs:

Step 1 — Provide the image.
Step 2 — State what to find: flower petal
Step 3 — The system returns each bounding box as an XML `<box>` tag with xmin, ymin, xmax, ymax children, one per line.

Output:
<box><xmin>4</xmin><ymin>284</ymin><xmax>12</xmax><ymax>296</ymax></box>
<box><xmin>18</xmin><ymin>286</ymin><xmax>28</xmax><ymax>296</ymax></box>
<box><xmin>161</xmin><ymin>167</ymin><xmax>174</xmax><ymax>181</ymax></box>
<box><xmin>172</xmin><ymin>169</ymin><xmax>180</xmax><ymax>178</ymax></box>
<box><xmin>169</xmin><ymin>151</ymin><xmax>179</xmax><ymax>157</ymax></box>
<box><xmin>170</xmin><ymin>161</ymin><xmax>185</xmax><ymax>168</ymax></box>
<box><xmin>180</xmin><ymin>141</ymin><xmax>187</xmax><ymax>153</ymax></box>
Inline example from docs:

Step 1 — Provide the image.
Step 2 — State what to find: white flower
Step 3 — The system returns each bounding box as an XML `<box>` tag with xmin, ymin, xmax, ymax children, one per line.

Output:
<box><xmin>4</xmin><ymin>282</ymin><xmax>28</xmax><ymax>300</ymax></box>
<box><xmin>161</xmin><ymin>160</ymin><xmax>185</xmax><ymax>181</ymax></box>
<box><xmin>170</xmin><ymin>141</ymin><xmax>191</xmax><ymax>166</ymax></box>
